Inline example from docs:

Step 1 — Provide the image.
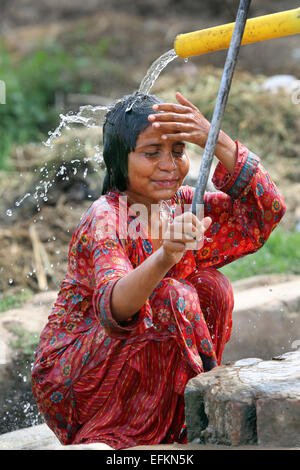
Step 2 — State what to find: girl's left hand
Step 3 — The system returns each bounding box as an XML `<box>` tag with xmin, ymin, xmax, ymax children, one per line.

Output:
<box><xmin>148</xmin><ymin>91</ymin><xmax>211</xmax><ymax>149</ymax></box>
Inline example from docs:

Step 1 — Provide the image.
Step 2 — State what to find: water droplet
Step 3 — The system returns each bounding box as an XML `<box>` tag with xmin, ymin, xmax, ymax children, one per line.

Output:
<box><xmin>6</xmin><ymin>209</ymin><xmax>12</xmax><ymax>217</ymax></box>
<box><xmin>14</xmin><ymin>193</ymin><xmax>31</xmax><ymax>208</ymax></box>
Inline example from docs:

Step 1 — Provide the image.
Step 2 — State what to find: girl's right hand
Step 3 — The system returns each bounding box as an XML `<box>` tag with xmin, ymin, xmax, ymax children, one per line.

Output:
<box><xmin>160</xmin><ymin>212</ymin><xmax>212</xmax><ymax>266</ymax></box>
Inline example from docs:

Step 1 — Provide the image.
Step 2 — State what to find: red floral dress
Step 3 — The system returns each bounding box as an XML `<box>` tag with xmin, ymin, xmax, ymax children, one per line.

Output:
<box><xmin>31</xmin><ymin>142</ymin><xmax>285</xmax><ymax>448</ymax></box>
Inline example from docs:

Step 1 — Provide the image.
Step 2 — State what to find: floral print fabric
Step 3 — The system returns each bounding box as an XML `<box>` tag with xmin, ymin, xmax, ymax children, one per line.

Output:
<box><xmin>31</xmin><ymin>141</ymin><xmax>285</xmax><ymax>448</ymax></box>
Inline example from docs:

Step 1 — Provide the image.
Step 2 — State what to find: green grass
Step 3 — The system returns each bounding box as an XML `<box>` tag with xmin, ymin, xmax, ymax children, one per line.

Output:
<box><xmin>0</xmin><ymin>288</ymin><xmax>33</xmax><ymax>313</ymax></box>
<box><xmin>220</xmin><ymin>228</ymin><xmax>300</xmax><ymax>282</ymax></box>
<box><xmin>8</xmin><ymin>324</ymin><xmax>39</xmax><ymax>357</ymax></box>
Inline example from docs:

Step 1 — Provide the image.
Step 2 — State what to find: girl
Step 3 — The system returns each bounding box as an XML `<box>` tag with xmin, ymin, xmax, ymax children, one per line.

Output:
<box><xmin>32</xmin><ymin>91</ymin><xmax>285</xmax><ymax>449</ymax></box>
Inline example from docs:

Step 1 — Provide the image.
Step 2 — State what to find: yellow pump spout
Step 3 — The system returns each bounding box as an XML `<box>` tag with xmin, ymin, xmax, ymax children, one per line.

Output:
<box><xmin>174</xmin><ymin>7</ymin><xmax>300</xmax><ymax>59</ymax></box>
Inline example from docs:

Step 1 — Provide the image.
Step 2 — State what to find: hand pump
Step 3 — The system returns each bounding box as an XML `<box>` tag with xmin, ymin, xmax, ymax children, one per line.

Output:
<box><xmin>191</xmin><ymin>0</ymin><xmax>251</xmax><ymax>214</ymax></box>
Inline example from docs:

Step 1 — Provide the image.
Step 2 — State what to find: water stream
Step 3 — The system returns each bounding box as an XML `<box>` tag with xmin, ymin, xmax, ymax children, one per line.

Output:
<box><xmin>138</xmin><ymin>48</ymin><xmax>178</xmax><ymax>95</ymax></box>
<box><xmin>45</xmin><ymin>48</ymin><xmax>178</xmax><ymax>147</ymax></box>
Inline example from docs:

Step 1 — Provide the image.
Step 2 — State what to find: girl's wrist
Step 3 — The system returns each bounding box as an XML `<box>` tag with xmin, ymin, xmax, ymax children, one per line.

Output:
<box><xmin>215</xmin><ymin>131</ymin><xmax>237</xmax><ymax>174</ymax></box>
<box><xmin>155</xmin><ymin>246</ymin><xmax>175</xmax><ymax>271</ymax></box>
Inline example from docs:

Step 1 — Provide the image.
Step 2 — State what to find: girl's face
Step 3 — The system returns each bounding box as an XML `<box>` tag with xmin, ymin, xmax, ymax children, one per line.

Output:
<box><xmin>125</xmin><ymin>124</ymin><xmax>190</xmax><ymax>206</ymax></box>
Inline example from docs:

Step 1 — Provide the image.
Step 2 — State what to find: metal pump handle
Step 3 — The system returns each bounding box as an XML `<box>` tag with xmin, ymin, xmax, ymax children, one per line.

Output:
<box><xmin>192</xmin><ymin>0</ymin><xmax>252</xmax><ymax>214</ymax></box>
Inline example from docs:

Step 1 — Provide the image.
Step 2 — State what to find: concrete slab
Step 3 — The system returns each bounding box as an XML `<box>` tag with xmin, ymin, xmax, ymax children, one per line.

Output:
<box><xmin>0</xmin><ymin>423</ymin><xmax>298</xmax><ymax>450</ymax></box>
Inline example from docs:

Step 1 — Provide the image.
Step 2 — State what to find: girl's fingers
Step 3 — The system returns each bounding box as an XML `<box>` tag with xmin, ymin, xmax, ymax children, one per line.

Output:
<box><xmin>164</xmin><ymin>214</ymin><xmax>212</xmax><ymax>252</ymax></box>
<box><xmin>152</xmin><ymin>103</ymin><xmax>191</xmax><ymax>114</ymax></box>
<box><xmin>149</xmin><ymin>112</ymin><xmax>193</xmax><ymax>123</ymax></box>
<box><xmin>202</xmin><ymin>216</ymin><xmax>212</xmax><ymax>231</ymax></box>
<box><xmin>170</xmin><ymin>218</ymin><xmax>210</xmax><ymax>241</ymax></box>
<box><xmin>161</xmin><ymin>132</ymin><xmax>195</xmax><ymax>142</ymax></box>
<box><xmin>152</xmin><ymin>122</ymin><xmax>195</xmax><ymax>133</ymax></box>
<box><xmin>176</xmin><ymin>92</ymin><xmax>207</xmax><ymax>123</ymax></box>
<box><xmin>152</xmin><ymin>92</ymin><xmax>198</xmax><ymax>113</ymax></box>
<box><xmin>175</xmin><ymin>91</ymin><xmax>198</xmax><ymax>110</ymax></box>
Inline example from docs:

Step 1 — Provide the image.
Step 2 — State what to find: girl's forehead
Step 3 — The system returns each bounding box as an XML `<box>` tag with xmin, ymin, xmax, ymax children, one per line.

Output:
<box><xmin>135</xmin><ymin>125</ymin><xmax>185</xmax><ymax>149</ymax></box>
<box><xmin>135</xmin><ymin>127</ymin><xmax>165</xmax><ymax>149</ymax></box>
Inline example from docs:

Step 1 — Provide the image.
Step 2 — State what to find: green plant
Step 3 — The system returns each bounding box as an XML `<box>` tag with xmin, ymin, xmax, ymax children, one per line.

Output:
<box><xmin>0</xmin><ymin>39</ymin><xmax>111</xmax><ymax>169</ymax></box>
<box><xmin>0</xmin><ymin>288</ymin><xmax>33</xmax><ymax>312</ymax></box>
<box><xmin>8</xmin><ymin>324</ymin><xmax>39</xmax><ymax>357</ymax></box>
<box><xmin>220</xmin><ymin>228</ymin><xmax>300</xmax><ymax>281</ymax></box>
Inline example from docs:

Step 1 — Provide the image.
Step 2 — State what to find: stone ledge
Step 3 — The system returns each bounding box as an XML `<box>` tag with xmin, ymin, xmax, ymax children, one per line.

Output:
<box><xmin>223</xmin><ymin>277</ymin><xmax>300</xmax><ymax>361</ymax></box>
<box><xmin>1</xmin><ymin>352</ymin><xmax>299</xmax><ymax>450</ymax></box>
<box><xmin>185</xmin><ymin>350</ymin><xmax>300</xmax><ymax>447</ymax></box>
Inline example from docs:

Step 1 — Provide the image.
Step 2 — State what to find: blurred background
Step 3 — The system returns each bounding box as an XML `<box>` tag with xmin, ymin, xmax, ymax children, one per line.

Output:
<box><xmin>0</xmin><ymin>0</ymin><xmax>299</xmax><ymax>436</ymax></box>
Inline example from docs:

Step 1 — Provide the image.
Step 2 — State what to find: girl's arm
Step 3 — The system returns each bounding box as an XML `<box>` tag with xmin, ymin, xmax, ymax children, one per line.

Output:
<box><xmin>111</xmin><ymin>212</ymin><xmax>211</xmax><ymax>322</ymax></box>
<box><xmin>110</xmin><ymin>248</ymin><xmax>170</xmax><ymax>322</ymax></box>
<box><xmin>177</xmin><ymin>141</ymin><xmax>286</xmax><ymax>269</ymax></box>
<box><xmin>200</xmin><ymin>144</ymin><xmax>286</xmax><ymax>268</ymax></box>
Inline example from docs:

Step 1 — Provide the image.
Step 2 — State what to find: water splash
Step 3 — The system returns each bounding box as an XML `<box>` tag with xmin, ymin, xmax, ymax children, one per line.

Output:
<box><xmin>44</xmin><ymin>104</ymin><xmax>109</xmax><ymax>148</ymax></box>
<box><xmin>15</xmin><ymin>193</ymin><xmax>31</xmax><ymax>207</ymax></box>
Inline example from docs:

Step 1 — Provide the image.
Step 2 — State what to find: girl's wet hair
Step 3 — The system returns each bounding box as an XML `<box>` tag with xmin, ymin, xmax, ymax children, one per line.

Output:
<box><xmin>101</xmin><ymin>92</ymin><xmax>163</xmax><ymax>194</ymax></box>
